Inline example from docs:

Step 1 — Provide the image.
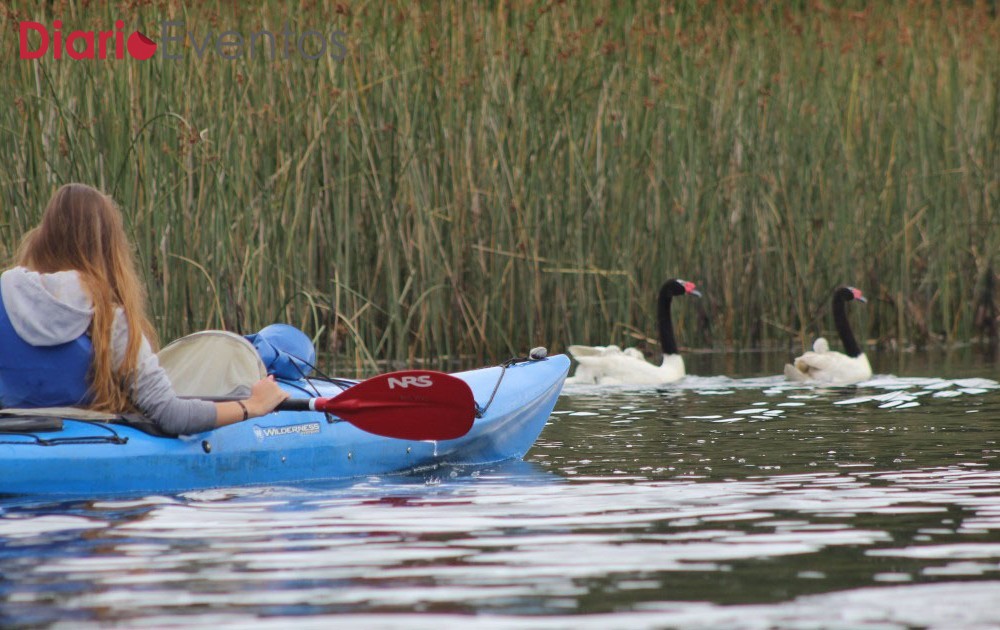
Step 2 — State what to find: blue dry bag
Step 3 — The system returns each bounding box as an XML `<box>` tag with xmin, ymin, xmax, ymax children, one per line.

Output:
<box><xmin>245</xmin><ymin>324</ymin><xmax>316</xmax><ymax>379</ymax></box>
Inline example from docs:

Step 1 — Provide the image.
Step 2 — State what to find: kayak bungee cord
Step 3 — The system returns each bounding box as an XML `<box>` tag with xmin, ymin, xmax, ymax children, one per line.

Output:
<box><xmin>0</xmin><ymin>419</ymin><xmax>127</xmax><ymax>447</ymax></box>
<box><xmin>280</xmin><ymin>353</ymin><xmax>357</xmax><ymax>393</ymax></box>
<box><xmin>278</xmin><ymin>356</ymin><xmax>355</xmax><ymax>426</ymax></box>
<box><xmin>475</xmin><ymin>347</ymin><xmax>549</xmax><ymax>419</ymax></box>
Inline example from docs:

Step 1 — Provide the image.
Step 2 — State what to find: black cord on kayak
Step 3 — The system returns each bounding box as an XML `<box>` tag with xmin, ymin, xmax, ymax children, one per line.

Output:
<box><xmin>282</xmin><ymin>354</ymin><xmax>357</xmax><ymax>392</ymax></box>
<box><xmin>475</xmin><ymin>347</ymin><xmax>548</xmax><ymax>418</ymax></box>
<box><xmin>286</xmin><ymin>357</ymin><xmax>323</xmax><ymax>398</ymax></box>
<box><xmin>0</xmin><ymin>420</ymin><xmax>127</xmax><ymax>446</ymax></box>
<box><xmin>279</xmin><ymin>353</ymin><xmax>363</xmax><ymax>425</ymax></box>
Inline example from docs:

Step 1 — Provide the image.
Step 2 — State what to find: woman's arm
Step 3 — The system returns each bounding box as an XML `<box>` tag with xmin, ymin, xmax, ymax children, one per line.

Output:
<box><xmin>213</xmin><ymin>376</ymin><xmax>289</xmax><ymax>428</ymax></box>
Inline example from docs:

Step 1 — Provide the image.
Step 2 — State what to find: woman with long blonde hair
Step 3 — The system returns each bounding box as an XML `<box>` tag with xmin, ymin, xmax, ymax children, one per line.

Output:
<box><xmin>0</xmin><ymin>183</ymin><xmax>287</xmax><ymax>434</ymax></box>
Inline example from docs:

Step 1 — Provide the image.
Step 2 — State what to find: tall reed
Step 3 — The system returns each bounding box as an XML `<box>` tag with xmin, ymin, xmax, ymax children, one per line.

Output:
<box><xmin>0</xmin><ymin>1</ymin><xmax>997</xmax><ymax>373</ymax></box>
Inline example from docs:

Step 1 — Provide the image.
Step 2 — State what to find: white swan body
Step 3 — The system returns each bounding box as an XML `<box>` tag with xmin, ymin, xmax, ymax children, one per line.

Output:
<box><xmin>566</xmin><ymin>279</ymin><xmax>700</xmax><ymax>386</ymax></box>
<box><xmin>784</xmin><ymin>286</ymin><xmax>872</xmax><ymax>386</ymax></box>
<box><xmin>566</xmin><ymin>345</ymin><xmax>685</xmax><ymax>385</ymax></box>
<box><xmin>783</xmin><ymin>337</ymin><xmax>872</xmax><ymax>385</ymax></box>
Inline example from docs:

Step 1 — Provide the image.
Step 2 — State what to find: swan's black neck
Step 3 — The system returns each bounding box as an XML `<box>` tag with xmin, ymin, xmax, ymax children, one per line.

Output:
<box><xmin>657</xmin><ymin>283</ymin><xmax>679</xmax><ymax>355</ymax></box>
<box><xmin>833</xmin><ymin>291</ymin><xmax>863</xmax><ymax>358</ymax></box>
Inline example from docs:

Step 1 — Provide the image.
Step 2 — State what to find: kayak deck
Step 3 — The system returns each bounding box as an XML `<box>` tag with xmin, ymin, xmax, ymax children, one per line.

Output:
<box><xmin>0</xmin><ymin>355</ymin><xmax>569</xmax><ymax>496</ymax></box>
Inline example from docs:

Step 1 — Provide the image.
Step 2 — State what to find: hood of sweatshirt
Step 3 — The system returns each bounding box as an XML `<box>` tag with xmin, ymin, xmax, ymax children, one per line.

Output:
<box><xmin>0</xmin><ymin>266</ymin><xmax>94</xmax><ymax>346</ymax></box>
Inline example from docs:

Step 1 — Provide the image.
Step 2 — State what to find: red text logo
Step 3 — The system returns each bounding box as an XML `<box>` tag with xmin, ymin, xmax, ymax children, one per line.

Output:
<box><xmin>19</xmin><ymin>21</ymin><xmax>157</xmax><ymax>60</ymax></box>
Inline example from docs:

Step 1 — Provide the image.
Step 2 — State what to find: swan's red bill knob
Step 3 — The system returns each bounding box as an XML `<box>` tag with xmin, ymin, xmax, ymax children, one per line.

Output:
<box><xmin>680</xmin><ymin>280</ymin><xmax>702</xmax><ymax>297</ymax></box>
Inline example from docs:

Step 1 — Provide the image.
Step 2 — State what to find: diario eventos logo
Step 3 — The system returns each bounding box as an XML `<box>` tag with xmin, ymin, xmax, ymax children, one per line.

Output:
<box><xmin>20</xmin><ymin>21</ymin><xmax>156</xmax><ymax>59</ymax></box>
<box><xmin>19</xmin><ymin>21</ymin><xmax>347</xmax><ymax>61</ymax></box>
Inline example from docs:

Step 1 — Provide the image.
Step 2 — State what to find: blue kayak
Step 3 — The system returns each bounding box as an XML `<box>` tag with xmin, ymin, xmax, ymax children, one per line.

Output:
<box><xmin>0</xmin><ymin>355</ymin><xmax>569</xmax><ymax>497</ymax></box>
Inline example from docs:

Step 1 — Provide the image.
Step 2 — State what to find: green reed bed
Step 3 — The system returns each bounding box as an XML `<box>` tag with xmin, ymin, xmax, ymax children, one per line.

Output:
<box><xmin>0</xmin><ymin>1</ymin><xmax>996</xmax><ymax>373</ymax></box>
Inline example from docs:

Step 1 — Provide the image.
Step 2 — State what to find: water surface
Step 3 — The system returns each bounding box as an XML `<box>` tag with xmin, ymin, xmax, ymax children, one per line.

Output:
<box><xmin>1</xmin><ymin>350</ymin><xmax>998</xmax><ymax>628</ymax></box>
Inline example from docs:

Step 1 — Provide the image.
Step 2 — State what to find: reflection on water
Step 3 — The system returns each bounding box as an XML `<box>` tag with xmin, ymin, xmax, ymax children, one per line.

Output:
<box><xmin>1</xmin><ymin>350</ymin><xmax>999</xmax><ymax>628</ymax></box>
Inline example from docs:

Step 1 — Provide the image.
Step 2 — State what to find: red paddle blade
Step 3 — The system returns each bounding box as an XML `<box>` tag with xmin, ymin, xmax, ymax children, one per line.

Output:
<box><xmin>316</xmin><ymin>370</ymin><xmax>476</xmax><ymax>440</ymax></box>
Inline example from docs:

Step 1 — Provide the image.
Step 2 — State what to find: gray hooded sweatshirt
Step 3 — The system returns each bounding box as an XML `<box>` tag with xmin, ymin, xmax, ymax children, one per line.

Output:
<box><xmin>0</xmin><ymin>267</ymin><xmax>217</xmax><ymax>435</ymax></box>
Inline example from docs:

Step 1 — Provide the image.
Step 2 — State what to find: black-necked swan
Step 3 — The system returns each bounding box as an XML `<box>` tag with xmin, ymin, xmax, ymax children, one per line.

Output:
<box><xmin>567</xmin><ymin>279</ymin><xmax>701</xmax><ymax>385</ymax></box>
<box><xmin>784</xmin><ymin>286</ymin><xmax>872</xmax><ymax>385</ymax></box>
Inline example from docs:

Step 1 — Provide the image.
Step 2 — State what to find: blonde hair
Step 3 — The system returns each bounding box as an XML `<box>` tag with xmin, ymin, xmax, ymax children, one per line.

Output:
<box><xmin>17</xmin><ymin>183</ymin><xmax>157</xmax><ymax>412</ymax></box>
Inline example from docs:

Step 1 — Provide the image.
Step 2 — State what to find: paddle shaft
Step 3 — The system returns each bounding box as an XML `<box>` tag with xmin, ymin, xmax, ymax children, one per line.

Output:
<box><xmin>277</xmin><ymin>398</ymin><xmax>319</xmax><ymax>412</ymax></box>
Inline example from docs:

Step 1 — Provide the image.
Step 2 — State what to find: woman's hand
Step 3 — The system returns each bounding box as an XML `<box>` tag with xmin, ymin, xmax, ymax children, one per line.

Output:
<box><xmin>246</xmin><ymin>375</ymin><xmax>290</xmax><ymax>417</ymax></box>
<box><xmin>213</xmin><ymin>376</ymin><xmax>290</xmax><ymax>427</ymax></box>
